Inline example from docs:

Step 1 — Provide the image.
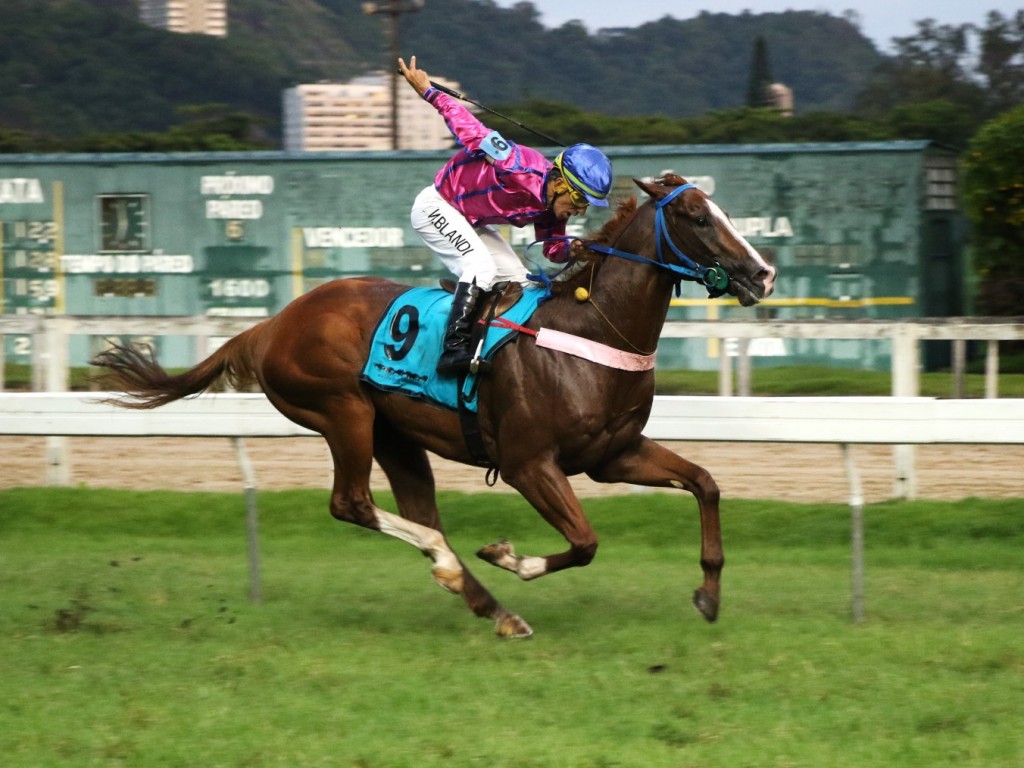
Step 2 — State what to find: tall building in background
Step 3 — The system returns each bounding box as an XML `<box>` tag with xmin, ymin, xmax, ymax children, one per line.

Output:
<box><xmin>283</xmin><ymin>73</ymin><xmax>461</xmax><ymax>152</ymax></box>
<box><xmin>138</xmin><ymin>0</ymin><xmax>228</xmax><ymax>38</ymax></box>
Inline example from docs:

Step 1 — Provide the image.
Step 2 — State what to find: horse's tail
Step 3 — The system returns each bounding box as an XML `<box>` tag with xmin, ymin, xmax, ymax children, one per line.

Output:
<box><xmin>91</xmin><ymin>323</ymin><xmax>265</xmax><ymax>409</ymax></box>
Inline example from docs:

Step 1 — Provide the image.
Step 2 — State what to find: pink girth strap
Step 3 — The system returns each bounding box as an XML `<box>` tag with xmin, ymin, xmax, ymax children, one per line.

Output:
<box><xmin>489</xmin><ymin>317</ymin><xmax>656</xmax><ymax>371</ymax></box>
<box><xmin>535</xmin><ymin>328</ymin><xmax>656</xmax><ymax>371</ymax></box>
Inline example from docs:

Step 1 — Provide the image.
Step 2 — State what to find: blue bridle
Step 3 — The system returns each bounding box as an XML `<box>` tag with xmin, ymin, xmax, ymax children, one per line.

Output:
<box><xmin>525</xmin><ymin>183</ymin><xmax>731</xmax><ymax>298</ymax></box>
<box><xmin>585</xmin><ymin>183</ymin><xmax>730</xmax><ymax>298</ymax></box>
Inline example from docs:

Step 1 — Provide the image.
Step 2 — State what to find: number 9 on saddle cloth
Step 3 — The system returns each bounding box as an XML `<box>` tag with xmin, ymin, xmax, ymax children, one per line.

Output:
<box><xmin>360</xmin><ymin>283</ymin><xmax>546</xmax><ymax>413</ymax></box>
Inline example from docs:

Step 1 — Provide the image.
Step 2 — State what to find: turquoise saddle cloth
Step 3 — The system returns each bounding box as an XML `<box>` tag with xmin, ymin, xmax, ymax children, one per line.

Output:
<box><xmin>360</xmin><ymin>285</ymin><xmax>546</xmax><ymax>412</ymax></box>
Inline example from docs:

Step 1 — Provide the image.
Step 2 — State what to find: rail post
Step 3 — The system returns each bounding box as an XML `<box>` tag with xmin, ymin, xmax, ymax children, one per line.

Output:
<box><xmin>890</xmin><ymin>325</ymin><xmax>919</xmax><ymax>499</ymax></box>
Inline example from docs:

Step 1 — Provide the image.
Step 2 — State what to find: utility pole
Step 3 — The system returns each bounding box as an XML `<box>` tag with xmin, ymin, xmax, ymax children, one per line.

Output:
<box><xmin>362</xmin><ymin>1</ymin><xmax>425</xmax><ymax>150</ymax></box>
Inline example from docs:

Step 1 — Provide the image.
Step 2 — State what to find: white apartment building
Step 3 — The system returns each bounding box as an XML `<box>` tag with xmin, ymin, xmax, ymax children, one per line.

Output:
<box><xmin>138</xmin><ymin>0</ymin><xmax>228</xmax><ymax>38</ymax></box>
<box><xmin>282</xmin><ymin>73</ymin><xmax>462</xmax><ymax>152</ymax></box>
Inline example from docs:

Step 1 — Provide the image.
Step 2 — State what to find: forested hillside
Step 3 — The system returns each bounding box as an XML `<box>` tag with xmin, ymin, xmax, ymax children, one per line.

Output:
<box><xmin>401</xmin><ymin>3</ymin><xmax>881</xmax><ymax>115</ymax></box>
<box><xmin>0</xmin><ymin>0</ymin><xmax>881</xmax><ymax>140</ymax></box>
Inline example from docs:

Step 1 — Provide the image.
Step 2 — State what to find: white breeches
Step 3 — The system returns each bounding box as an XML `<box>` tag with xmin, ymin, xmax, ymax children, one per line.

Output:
<box><xmin>410</xmin><ymin>186</ymin><xmax>529</xmax><ymax>290</ymax></box>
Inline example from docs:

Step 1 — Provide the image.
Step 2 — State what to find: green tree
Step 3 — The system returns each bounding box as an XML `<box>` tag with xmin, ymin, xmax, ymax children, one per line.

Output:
<box><xmin>856</xmin><ymin>19</ymin><xmax>987</xmax><ymax>123</ymax></box>
<box><xmin>163</xmin><ymin>105</ymin><xmax>273</xmax><ymax>150</ymax></box>
<box><xmin>745</xmin><ymin>35</ymin><xmax>775</xmax><ymax>108</ymax></box>
<box><xmin>786</xmin><ymin>111</ymin><xmax>889</xmax><ymax>142</ymax></box>
<box><xmin>884</xmin><ymin>99</ymin><xmax>978</xmax><ymax>148</ymax></box>
<box><xmin>961</xmin><ymin>106</ymin><xmax>1024</xmax><ymax>315</ymax></box>
<box><xmin>977</xmin><ymin>10</ymin><xmax>1024</xmax><ymax>114</ymax></box>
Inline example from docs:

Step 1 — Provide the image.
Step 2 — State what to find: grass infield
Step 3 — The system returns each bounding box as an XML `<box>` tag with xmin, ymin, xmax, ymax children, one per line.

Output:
<box><xmin>1</xmin><ymin>488</ymin><xmax>1022</xmax><ymax>767</ymax></box>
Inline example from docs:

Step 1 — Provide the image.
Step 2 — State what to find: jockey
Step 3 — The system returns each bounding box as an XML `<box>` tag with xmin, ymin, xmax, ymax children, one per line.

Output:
<box><xmin>399</xmin><ymin>55</ymin><xmax>613</xmax><ymax>376</ymax></box>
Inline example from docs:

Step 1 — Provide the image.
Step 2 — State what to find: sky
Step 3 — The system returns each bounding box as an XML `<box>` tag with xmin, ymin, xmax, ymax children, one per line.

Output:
<box><xmin>489</xmin><ymin>1</ymin><xmax>1022</xmax><ymax>52</ymax></box>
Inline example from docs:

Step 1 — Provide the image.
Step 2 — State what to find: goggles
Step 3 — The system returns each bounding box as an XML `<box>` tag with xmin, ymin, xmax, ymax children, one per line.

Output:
<box><xmin>561</xmin><ymin>182</ymin><xmax>590</xmax><ymax>209</ymax></box>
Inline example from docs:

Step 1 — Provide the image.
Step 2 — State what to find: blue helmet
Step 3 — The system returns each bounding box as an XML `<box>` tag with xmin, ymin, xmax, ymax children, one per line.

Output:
<box><xmin>554</xmin><ymin>143</ymin><xmax>613</xmax><ymax>207</ymax></box>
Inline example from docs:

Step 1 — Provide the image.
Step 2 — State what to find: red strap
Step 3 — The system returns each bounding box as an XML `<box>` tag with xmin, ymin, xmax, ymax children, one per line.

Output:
<box><xmin>489</xmin><ymin>317</ymin><xmax>538</xmax><ymax>337</ymax></box>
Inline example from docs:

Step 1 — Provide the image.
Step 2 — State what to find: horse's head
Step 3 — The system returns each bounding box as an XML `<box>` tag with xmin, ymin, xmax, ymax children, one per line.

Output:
<box><xmin>634</xmin><ymin>175</ymin><xmax>776</xmax><ymax>306</ymax></box>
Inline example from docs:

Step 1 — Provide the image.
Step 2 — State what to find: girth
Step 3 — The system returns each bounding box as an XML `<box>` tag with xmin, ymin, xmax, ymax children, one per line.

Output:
<box><xmin>449</xmin><ymin>282</ymin><xmax>520</xmax><ymax>473</ymax></box>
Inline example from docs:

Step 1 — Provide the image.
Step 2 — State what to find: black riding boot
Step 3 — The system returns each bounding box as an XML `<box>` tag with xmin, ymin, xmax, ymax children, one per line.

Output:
<box><xmin>437</xmin><ymin>280</ymin><xmax>482</xmax><ymax>376</ymax></box>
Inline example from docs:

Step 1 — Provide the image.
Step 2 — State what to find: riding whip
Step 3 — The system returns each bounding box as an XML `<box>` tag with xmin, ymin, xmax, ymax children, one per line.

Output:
<box><xmin>399</xmin><ymin>70</ymin><xmax>566</xmax><ymax>147</ymax></box>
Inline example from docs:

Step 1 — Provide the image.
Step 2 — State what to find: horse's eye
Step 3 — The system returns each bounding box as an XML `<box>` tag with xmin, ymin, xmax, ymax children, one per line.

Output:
<box><xmin>696</xmin><ymin>215</ymin><xmax>709</xmax><ymax>227</ymax></box>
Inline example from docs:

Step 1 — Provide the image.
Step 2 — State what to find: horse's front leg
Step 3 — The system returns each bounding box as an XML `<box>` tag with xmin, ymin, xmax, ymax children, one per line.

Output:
<box><xmin>478</xmin><ymin>457</ymin><xmax>598</xmax><ymax>581</ymax></box>
<box><xmin>588</xmin><ymin>437</ymin><xmax>722</xmax><ymax>623</ymax></box>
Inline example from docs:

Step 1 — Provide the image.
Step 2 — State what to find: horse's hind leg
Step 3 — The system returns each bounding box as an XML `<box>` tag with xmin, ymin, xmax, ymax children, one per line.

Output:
<box><xmin>325</xmin><ymin>420</ymin><xmax>458</xmax><ymax>589</ymax></box>
<box><xmin>372</xmin><ymin>421</ymin><xmax>533</xmax><ymax>638</ymax></box>
<box><xmin>587</xmin><ymin>437</ymin><xmax>723</xmax><ymax>623</ymax></box>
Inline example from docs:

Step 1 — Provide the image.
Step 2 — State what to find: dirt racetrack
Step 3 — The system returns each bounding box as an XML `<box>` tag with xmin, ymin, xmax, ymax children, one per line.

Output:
<box><xmin>1</xmin><ymin>436</ymin><xmax>1021</xmax><ymax>503</ymax></box>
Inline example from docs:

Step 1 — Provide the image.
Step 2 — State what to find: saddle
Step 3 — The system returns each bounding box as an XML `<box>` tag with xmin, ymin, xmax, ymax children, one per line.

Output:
<box><xmin>439</xmin><ymin>279</ymin><xmax>524</xmax><ymax>319</ymax></box>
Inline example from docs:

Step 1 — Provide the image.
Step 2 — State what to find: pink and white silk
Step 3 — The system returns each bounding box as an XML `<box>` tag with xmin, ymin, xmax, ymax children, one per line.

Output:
<box><xmin>424</xmin><ymin>88</ymin><xmax>570</xmax><ymax>263</ymax></box>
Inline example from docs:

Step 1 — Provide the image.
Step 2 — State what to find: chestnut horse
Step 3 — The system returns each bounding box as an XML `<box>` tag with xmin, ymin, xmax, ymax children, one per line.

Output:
<box><xmin>92</xmin><ymin>175</ymin><xmax>776</xmax><ymax>638</ymax></box>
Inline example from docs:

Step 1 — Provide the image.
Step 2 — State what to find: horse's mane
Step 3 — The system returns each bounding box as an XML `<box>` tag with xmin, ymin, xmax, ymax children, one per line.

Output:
<box><xmin>591</xmin><ymin>197</ymin><xmax>640</xmax><ymax>247</ymax></box>
<box><xmin>547</xmin><ymin>175</ymin><xmax>691</xmax><ymax>298</ymax></box>
<box><xmin>547</xmin><ymin>197</ymin><xmax>639</xmax><ymax>298</ymax></box>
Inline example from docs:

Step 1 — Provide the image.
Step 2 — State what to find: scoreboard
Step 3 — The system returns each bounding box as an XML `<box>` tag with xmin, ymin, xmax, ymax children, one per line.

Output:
<box><xmin>0</xmin><ymin>142</ymin><xmax>965</xmax><ymax>371</ymax></box>
<box><xmin>2</xmin><ymin>217</ymin><xmax>60</xmax><ymax>315</ymax></box>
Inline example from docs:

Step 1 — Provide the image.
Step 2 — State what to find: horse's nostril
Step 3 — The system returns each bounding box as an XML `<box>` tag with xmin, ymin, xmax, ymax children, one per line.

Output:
<box><xmin>754</xmin><ymin>266</ymin><xmax>777</xmax><ymax>295</ymax></box>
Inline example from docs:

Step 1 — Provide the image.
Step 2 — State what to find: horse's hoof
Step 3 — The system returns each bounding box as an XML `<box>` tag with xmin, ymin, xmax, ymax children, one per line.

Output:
<box><xmin>692</xmin><ymin>588</ymin><xmax>719</xmax><ymax>623</ymax></box>
<box><xmin>477</xmin><ymin>540</ymin><xmax>515</xmax><ymax>566</ymax></box>
<box><xmin>495</xmin><ymin>613</ymin><xmax>533</xmax><ymax>639</ymax></box>
<box><xmin>432</xmin><ymin>566</ymin><xmax>464</xmax><ymax>595</ymax></box>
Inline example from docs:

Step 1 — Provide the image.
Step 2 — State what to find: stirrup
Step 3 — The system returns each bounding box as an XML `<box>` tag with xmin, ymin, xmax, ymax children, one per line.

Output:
<box><xmin>437</xmin><ymin>347</ymin><xmax>474</xmax><ymax>376</ymax></box>
<box><xmin>468</xmin><ymin>339</ymin><xmax>490</xmax><ymax>375</ymax></box>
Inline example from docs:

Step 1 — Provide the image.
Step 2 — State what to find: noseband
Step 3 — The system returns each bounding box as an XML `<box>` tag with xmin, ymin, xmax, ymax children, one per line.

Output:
<box><xmin>586</xmin><ymin>183</ymin><xmax>730</xmax><ymax>298</ymax></box>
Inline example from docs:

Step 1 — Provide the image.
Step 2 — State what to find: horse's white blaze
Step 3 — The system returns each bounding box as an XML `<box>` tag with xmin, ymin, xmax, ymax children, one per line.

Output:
<box><xmin>707</xmin><ymin>199</ymin><xmax>776</xmax><ymax>294</ymax></box>
<box><xmin>374</xmin><ymin>507</ymin><xmax>461</xmax><ymax>574</ymax></box>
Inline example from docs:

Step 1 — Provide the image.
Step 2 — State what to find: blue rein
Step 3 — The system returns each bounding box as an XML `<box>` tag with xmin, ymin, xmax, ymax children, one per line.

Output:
<box><xmin>580</xmin><ymin>183</ymin><xmax>730</xmax><ymax>298</ymax></box>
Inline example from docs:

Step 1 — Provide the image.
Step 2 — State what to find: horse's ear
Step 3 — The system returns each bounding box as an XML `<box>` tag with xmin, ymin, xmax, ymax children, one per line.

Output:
<box><xmin>635</xmin><ymin>176</ymin><xmax>693</xmax><ymax>201</ymax></box>
<box><xmin>634</xmin><ymin>178</ymin><xmax>665</xmax><ymax>200</ymax></box>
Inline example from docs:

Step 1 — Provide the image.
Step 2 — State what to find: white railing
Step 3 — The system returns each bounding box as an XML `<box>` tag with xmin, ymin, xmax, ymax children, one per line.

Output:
<box><xmin>2</xmin><ymin>315</ymin><xmax>1024</xmax><ymax>395</ymax></box>
<box><xmin>4</xmin><ymin>391</ymin><xmax>1021</xmax><ymax>443</ymax></box>
<box><xmin>6</xmin><ymin>315</ymin><xmax>1022</xmax><ymax>502</ymax></box>
<box><xmin>658</xmin><ymin>317</ymin><xmax>1024</xmax><ymax>398</ymax></box>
